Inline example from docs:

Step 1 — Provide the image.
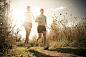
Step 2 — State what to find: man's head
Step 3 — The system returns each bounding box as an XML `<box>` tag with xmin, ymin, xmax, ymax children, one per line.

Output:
<box><xmin>27</xmin><ymin>6</ymin><xmax>30</xmax><ymax>11</ymax></box>
<box><xmin>40</xmin><ymin>8</ymin><xmax>44</xmax><ymax>14</ymax></box>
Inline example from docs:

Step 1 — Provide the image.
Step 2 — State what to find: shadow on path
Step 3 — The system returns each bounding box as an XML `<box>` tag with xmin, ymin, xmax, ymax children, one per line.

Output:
<box><xmin>48</xmin><ymin>48</ymin><xmax>86</xmax><ymax>56</ymax></box>
<box><xmin>16</xmin><ymin>44</ymin><xmax>23</xmax><ymax>47</ymax></box>
<box><xmin>29</xmin><ymin>50</ymin><xmax>58</xmax><ymax>57</ymax></box>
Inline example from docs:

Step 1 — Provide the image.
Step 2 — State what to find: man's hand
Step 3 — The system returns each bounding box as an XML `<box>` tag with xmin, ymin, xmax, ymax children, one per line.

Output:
<box><xmin>45</xmin><ymin>22</ymin><xmax>47</xmax><ymax>25</ymax></box>
<box><xmin>35</xmin><ymin>18</ymin><xmax>44</xmax><ymax>22</ymax></box>
<box><xmin>45</xmin><ymin>20</ymin><xmax>47</xmax><ymax>25</ymax></box>
<box><xmin>40</xmin><ymin>19</ymin><xmax>44</xmax><ymax>22</ymax></box>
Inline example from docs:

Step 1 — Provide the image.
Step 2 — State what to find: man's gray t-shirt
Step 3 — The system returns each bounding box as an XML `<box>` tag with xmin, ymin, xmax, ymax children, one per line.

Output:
<box><xmin>36</xmin><ymin>15</ymin><xmax>47</xmax><ymax>26</ymax></box>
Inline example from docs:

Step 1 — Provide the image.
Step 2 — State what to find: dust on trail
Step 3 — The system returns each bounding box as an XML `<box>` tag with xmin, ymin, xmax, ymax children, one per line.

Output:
<box><xmin>2</xmin><ymin>46</ymin><xmax>84</xmax><ymax>57</ymax></box>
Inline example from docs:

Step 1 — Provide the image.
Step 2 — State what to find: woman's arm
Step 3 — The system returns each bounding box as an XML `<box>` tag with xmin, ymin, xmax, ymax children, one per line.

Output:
<box><xmin>31</xmin><ymin>11</ymin><xmax>35</xmax><ymax>19</ymax></box>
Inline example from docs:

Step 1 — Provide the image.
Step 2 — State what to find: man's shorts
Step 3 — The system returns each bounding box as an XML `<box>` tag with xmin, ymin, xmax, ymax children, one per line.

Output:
<box><xmin>23</xmin><ymin>22</ymin><xmax>32</xmax><ymax>28</ymax></box>
<box><xmin>37</xmin><ymin>25</ymin><xmax>46</xmax><ymax>33</ymax></box>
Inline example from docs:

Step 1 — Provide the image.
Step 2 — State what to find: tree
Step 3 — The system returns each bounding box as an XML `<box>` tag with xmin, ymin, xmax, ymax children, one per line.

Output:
<box><xmin>0</xmin><ymin>0</ymin><xmax>13</xmax><ymax>55</ymax></box>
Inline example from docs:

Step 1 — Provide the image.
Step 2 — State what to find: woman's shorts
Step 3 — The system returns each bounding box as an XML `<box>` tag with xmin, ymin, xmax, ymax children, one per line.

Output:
<box><xmin>23</xmin><ymin>22</ymin><xmax>32</xmax><ymax>28</ymax></box>
<box><xmin>37</xmin><ymin>25</ymin><xmax>46</xmax><ymax>33</ymax></box>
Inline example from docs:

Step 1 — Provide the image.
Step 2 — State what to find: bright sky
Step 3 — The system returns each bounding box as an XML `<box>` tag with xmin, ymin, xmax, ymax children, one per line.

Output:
<box><xmin>7</xmin><ymin>0</ymin><xmax>86</xmax><ymax>39</ymax></box>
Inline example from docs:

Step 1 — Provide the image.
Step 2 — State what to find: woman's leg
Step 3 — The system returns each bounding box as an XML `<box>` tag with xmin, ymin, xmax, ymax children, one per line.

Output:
<box><xmin>25</xmin><ymin>26</ymin><xmax>29</xmax><ymax>44</ymax></box>
<box><xmin>24</xmin><ymin>24</ymin><xmax>29</xmax><ymax>44</ymax></box>
<box><xmin>26</xmin><ymin>28</ymin><xmax>31</xmax><ymax>44</ymax></box>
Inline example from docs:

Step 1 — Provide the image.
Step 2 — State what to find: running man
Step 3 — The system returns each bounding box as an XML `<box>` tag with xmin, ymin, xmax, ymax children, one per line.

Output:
<box><xmin>35</xmin><ymin>9</ymin><xmax>49</xmax><ymax>50</ymax></box>
<box><xmin>23</xmin><ymin>6</ymin><xmax>35</xmax><ymax>48</ymax></box>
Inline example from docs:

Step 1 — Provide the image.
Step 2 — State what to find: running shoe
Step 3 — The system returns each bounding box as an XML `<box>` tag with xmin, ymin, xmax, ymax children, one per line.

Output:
<box><xmin>36</xmin><ymin>39</ymin><xmax>38</xmax><ymax>44</ymax></box>
<box><xmin>44</xmin><ymin>46</ymin><xmax>49</xmax><ymax>50</ymax></box>
<box><xmin>27</xmin><ymin>44</ymin><xmax>31</xmax><ymax>49</ymax></box>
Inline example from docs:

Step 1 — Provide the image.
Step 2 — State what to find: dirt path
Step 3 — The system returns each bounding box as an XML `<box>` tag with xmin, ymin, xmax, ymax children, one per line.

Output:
<box><xmin>2</xmin><ymin>45</ymin><xmax>85</xmax><ymax>57</ymax></box>
<box><xmin>30</xmin><ymin>47</ymin><xmax>83</xmax><ymax>57</ymax></box>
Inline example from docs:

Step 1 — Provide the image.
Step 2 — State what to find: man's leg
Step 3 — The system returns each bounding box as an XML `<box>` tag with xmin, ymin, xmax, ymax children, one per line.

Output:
<box><xmin>42</xmin><ymin>31</ymin><xmax>46</xmax><ymax>46</ymax></box>
<box><xmin>38</xmin><ymin>33</ymin><xmax>42</xmax><ymax>40</ymax></box>
<box><xmin>43</xmin><ymin>31</ymin><xmax>48</xmax><ymax>50</ymax></box>
<box><xmin>36</xmin><ymin>33</ymin><xmax>41</xmax><ymax>44</ymax></box>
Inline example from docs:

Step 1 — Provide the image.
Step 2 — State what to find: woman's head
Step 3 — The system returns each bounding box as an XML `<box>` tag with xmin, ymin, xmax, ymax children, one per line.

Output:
<box><xmin>27</xmin><ymin>6</ymin><xmax>30</xmax><ymax>11</ymax></box>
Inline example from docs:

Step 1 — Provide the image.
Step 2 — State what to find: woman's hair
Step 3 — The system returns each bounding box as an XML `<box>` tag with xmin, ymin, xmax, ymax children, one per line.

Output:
<box><xmin>27</xmin><ymin>6</ymin><xmax>30</xmax><ymax>9</ymax></box>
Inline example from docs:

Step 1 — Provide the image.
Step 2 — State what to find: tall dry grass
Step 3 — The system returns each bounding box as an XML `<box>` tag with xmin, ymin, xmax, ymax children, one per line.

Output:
<box><xmin>30</xmin><ymin>13</ymin><xmax>86</xmax><ymax>48</ymax></box>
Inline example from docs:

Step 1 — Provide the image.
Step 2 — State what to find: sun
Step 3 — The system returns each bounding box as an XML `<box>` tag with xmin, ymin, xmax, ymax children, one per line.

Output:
<box><xmin>11</xmin><ymin>8</ymin><xmax>40</xmax><ymax>25</ymax></box>
<box><xmin>11</xmin><ymin>8</ymin><xmax>52</xmax><ymax>39</ymax></box>
<box><xmin>11</xmin><ymin>9</ymin><xmax>39</xmax><ymax>39</ymax></box>
<box><xmin>11</xmin><ymin>8</ymin><xmax>40</xmax><ymax>34</ymax></box>
<box><xmin>12</xmin><ymin>10</ymin><xmax>25</xmax><ymax>25</ymax></box>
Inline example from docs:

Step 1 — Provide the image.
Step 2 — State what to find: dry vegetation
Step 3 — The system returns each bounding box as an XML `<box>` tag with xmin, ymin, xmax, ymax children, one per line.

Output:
<box><xmin>30</xmin><ymin>13</ymin><xmax>86</xmax><ymax>48</ymax></box>
<box><xmin>0</xmin><ymin>0</ymin><xmax>86</xmax><ymax>56</ymax></box>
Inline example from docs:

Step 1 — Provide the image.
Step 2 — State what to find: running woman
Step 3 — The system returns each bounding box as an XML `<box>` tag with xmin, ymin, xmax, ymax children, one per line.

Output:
<box><xmin>35</xmin><ymin>8</ymin><xmax>49</xmax><ymax>50</ymax></box>
<box><xmin>23</xmin><ymin>6</ymin><xmax>35</xmax><ymax>48</ymax></box>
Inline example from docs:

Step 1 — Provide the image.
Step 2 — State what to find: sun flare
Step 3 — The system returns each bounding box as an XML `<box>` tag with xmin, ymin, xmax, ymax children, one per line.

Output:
<box><xmin>11</xmin><ymin>8</ymin><xmax>52</xmax><ymax>39</ymax></box>
<box><xmin>12</xmin><ymin>8</ymin><xmax>40</xmax><ymax>24</ymax></box>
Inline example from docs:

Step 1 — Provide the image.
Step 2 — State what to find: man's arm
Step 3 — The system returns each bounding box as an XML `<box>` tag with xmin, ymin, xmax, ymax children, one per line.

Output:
<box><xmin>45</xmin><ymin>16</ymin><xmax>47</xmax><ymax>25</ymax></box>
<box><xmin>45</xmin><ymin>20</ymin><xmax>47</xmax><ymax>25</ymax></box>
<box><xmin>35</xmin><ymin>18</ymin><xmax>44</xmax><ymax>22</ymax></box>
